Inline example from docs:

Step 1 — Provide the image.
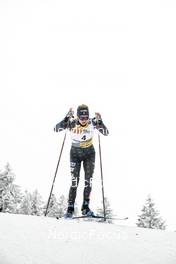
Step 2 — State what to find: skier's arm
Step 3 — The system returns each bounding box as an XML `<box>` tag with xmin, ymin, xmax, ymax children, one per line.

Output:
<box><xmin>54</xmin><ymin>108</ymin><xmax>74</xmax><ymax>132</ymax></box>
<box><xmin>92</xmin><ymin>113</ymin><xmax>109</xmax><ymax>136</ymax></box>
<box><xmin>54</xmin><ymin>117</ymin><xmax>70</xmax><ymax>132</ymax></box>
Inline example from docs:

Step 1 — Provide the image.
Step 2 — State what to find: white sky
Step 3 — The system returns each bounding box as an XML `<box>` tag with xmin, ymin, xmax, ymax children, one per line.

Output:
<box><xmin>0</xmin><ymin>0</ymin><xmax>176</xmax><ymax>229</ymax></box>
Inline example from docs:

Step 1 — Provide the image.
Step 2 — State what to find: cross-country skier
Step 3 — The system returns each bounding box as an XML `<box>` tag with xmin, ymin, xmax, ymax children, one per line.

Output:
<box><xmin>54</xmin><ymin>104</ymin><xmax>109</xmax><ymax>218</ymax></box>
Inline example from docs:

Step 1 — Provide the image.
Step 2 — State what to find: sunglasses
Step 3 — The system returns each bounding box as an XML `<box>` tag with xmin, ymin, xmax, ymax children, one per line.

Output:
<box><xmin>79</xmin><ymin>116</ymin><xmax>89</xmax><ymax>121</ymax></box>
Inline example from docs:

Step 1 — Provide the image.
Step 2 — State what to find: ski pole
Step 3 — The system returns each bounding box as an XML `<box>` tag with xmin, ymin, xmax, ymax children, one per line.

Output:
<box><xmin>98</xmin><ymin>133</ymin><xmax>106</xmax><ymax>222</ymax></box>
<box><xmin>45</xmin><ymin>131</ymin><xmax>67</xmax><ymax>216</ymax></box>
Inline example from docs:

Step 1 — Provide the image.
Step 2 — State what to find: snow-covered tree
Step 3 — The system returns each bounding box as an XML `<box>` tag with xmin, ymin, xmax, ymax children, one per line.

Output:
<box><xmin>96</xmin><ymin>197</ymin><xmax>114</xmax><ymax>223</ymax></box>
<box><xmin>137</xmin><ymin>195</ymin><xmax>166</xmax><ymax>230</ymax></box>
<box><xmin>57</xmin><ymin>194</ymin><xmax>67</xmax><ymax>218</ymax></box>
<box><xmin>45</xmin><ymin>193</ymin><xmax>60</xmax><ymax>217</ymax></box>
<box><xmin>0</xmin><ymin>163</ymin><xmax>22</xmax><ymax>213</ymax></box>
<box><xmin>31</xmin><ymin>189</ymin><xmax>44</xmax><ymax>216</ymax></box>
<box><xmin>19</xmin><ymin>190</ymin><xmax>32</xmax><ymax>215</ymax></box>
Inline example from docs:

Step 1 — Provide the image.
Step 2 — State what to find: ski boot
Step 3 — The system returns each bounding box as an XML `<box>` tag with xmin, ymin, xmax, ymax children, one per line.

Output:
<box><xmin>64</xmin><ymin>202</ymin><xmax>74</xmax><ymax>219</ymax></box>
<box><xmin>81</xmin><ymin>200</ymin><xmax>95</xmax><ymax>217</ymax></box>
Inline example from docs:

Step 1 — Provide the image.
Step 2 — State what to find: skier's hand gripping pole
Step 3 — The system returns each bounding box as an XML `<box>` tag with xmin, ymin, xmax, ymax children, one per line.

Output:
<box><xmin>66</xmin><ymin>108</ymin><xmax>74</xmax><ymax>119</ymax></box>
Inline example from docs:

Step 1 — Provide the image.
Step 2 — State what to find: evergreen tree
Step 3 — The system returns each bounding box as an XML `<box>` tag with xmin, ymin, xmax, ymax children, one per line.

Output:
<box><xmin>19</xmin><ymin>190</ymin><xmax>32</xmax><ymax>215</ymax></box>
<box><xmin>31</xmin><ymin>189</ymin><xmax>44</xmax><ymax>216</ymax></box>
<box><xmin>0</xmin><ymin>163</ymin><xmax>22</xmax><ymax>213</ymax></box>
<box><xmin>96</xmin><ymin>197</ymin><xmax>114</xmax><ymax>223</ymax></box>
<box><xmin>45</xmin><ymin>193</ymin><xmax>60</xmax><ymax>217</ymax></box>
<box><xmin>137</xmin><ymin>195</ymin><xmax>166</xmax><ymax>230</ymax></box>
<box><xmin>57</xmin><ymin>194</ymin><xmax>67</xmax><ymax>218</ymax></box>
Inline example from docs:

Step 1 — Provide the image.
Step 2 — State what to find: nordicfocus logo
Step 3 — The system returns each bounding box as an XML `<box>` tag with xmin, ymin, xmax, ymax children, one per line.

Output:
<box><xmin>70</xmin><ymin>175</ymin><xmax>93</xmax><ymax>188</ymax></box>
<box><xmin>48</xmin><ymin>229</ymin><xmax>128</xmax><ymax>241</ymax></box>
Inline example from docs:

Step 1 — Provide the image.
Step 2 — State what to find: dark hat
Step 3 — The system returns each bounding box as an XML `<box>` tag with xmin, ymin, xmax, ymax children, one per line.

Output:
<box><xmin>77</xmin><ymin>104</ymin><xmax>89</xmax><ymax>118</ymax></box>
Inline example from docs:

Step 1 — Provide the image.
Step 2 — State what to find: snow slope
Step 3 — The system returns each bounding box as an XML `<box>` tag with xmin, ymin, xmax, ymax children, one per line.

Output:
<box><xmin>0</xmin><ymin>213</ymin><xmax>176</xmax><ymax>264</ymax></box>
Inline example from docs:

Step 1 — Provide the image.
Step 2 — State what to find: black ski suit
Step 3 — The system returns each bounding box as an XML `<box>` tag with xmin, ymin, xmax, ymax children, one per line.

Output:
<box><xmin>55</xmin><ymin>116</ymin><xmax>109</xmax><ymax>206</ymax></box>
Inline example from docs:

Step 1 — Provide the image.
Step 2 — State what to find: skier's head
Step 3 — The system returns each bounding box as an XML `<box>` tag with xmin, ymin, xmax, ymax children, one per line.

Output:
<box><xmin>77</xmin><ymin>104</ymin><xmax>89</xmax><ymax>125</ymax></box>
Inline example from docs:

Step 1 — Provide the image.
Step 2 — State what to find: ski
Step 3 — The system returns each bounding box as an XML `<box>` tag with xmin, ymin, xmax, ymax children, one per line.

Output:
<box><xmin>59</xmin><ymin>215</ymin><xmax>128</xmax><ymax>220</ymax></box>
<box><xmin>72</xmin><ymin>215</ymin><xmax>128</xmax><ymax>220</ymax></box>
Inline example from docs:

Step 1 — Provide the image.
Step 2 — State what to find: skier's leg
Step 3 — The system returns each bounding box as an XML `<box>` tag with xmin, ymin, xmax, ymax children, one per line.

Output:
<box><xmin>82</xmin><ymin>147</ymin><xmax>95</xmax><ymax>215</ymax></box>
<box><xmin>83</xmin><ymin>149</ymin><xmax>95</xmax><ymax>201</ymax></box>
<box><xmin>66</xmin><ymin>147</ymin><xmax>81</xmax><ymax>216</ymax></box>
<box><xmin>68</xmin><ymin>160</ymin><xmax>81</xmax><ymax>204</ymax></box>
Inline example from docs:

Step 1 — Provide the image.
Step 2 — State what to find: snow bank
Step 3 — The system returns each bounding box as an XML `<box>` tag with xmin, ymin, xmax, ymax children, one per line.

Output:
<box><xmin>0</xmin><ymin>213</ymin><xmax>176</xmax><ymax>264</ymax></box>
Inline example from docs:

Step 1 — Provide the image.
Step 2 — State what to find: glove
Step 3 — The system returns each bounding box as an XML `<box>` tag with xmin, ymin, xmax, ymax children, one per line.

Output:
<box><xmin>95</xmin><ymin>112</ymin><xmax>102</xmax><ymax>125</ymax></box>
<box><xmin>54</xmin><ymin>108</ymin><xmax>74</xmax><ymax>132</ymax></box>
<box><xmin>95</xmin><ymin>112</ymin><xmax>102</xmax><ymax>120</ymax></box>
<box><xmin>66</xmin><ymin>108</ymin><xmax>74</xmax><ymax>119</ymax></box>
